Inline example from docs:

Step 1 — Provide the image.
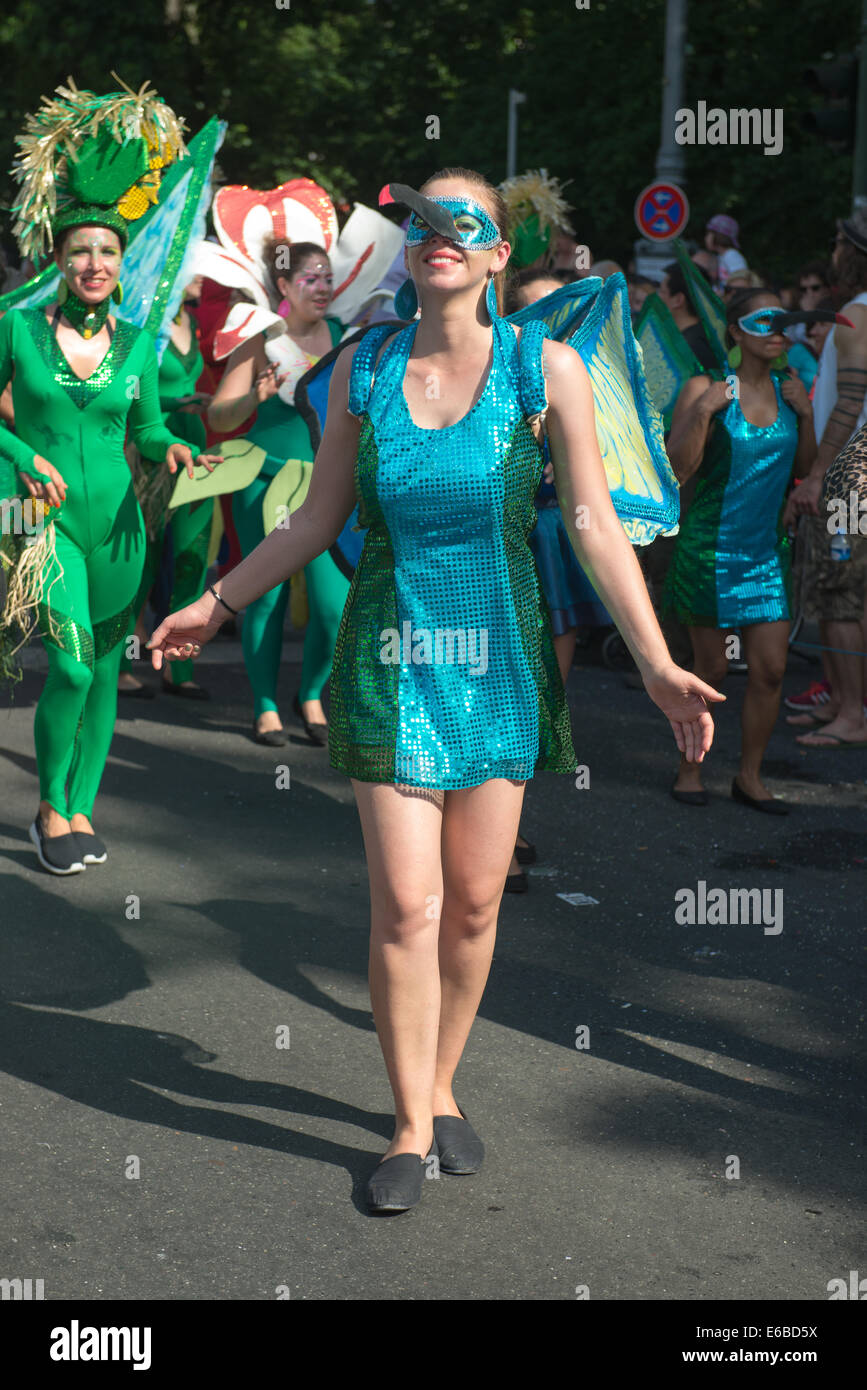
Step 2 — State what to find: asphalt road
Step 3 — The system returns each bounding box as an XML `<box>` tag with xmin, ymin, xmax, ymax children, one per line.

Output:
<box><xmin>0</xmin><ymin>629</ymin><xmax>864</xmax><ymax>1301</ymax></box>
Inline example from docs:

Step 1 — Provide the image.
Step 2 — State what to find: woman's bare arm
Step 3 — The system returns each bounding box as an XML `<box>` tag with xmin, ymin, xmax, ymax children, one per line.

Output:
<box><xmin>148</xmin><ymin>343</ymin><xmax>362</xmax><ymax>666</ymax></box>
<box><xmin>206</xmin><ymin>334</ymin><xmax>264</xmax><ymax>434</ymax></box>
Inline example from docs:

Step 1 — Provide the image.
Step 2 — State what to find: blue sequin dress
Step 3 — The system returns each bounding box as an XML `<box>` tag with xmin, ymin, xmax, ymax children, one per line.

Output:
<box><xmin>328</xmin><ymin>317</ymin><xmax>577</xmax><ymax>788</ymax></box>
<box><xmin>664</xmin><ymin>374</ymin><xmax>798</xmax><ymax>627</ymax></box>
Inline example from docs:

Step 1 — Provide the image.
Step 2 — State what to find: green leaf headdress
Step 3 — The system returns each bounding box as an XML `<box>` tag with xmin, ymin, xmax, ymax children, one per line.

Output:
<box><xmin>498</xmin><ymin>168</ymin><xmax>574</xmax><ymax>269</ymax></box>
<box><xmin>9</xmin><ymin>73</ymin><xmax>188</xmax><ymax>261</ymax></box>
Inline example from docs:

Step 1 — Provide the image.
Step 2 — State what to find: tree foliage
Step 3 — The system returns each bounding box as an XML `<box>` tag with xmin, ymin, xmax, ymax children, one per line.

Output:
<box><xmin>0</xmin><ymin>0</ymin><xmax>858</xmax><ymax>279</ymax></box>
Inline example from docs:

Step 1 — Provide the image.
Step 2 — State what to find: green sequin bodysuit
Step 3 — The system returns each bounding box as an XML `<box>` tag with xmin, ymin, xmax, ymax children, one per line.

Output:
<box><xmin>0</xmin><ymin>307</ymin><xmax>190</xmax><ymax>818</ymax></box>
<box><xmin>328</xmin><ymin>317</ymin><xmax>577</xmax><ymax>788</ymax></box>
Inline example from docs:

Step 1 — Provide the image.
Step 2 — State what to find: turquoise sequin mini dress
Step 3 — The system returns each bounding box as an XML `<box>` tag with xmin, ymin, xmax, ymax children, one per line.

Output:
<box><xmin>328</xmin><ymin>317</ymin><xmax>577</xmax><ymax>789</ymax></box>
<box><xmin>664</xmin><ymin>374</ymin><xmax>799</xmax><ymax>628</ymax></box>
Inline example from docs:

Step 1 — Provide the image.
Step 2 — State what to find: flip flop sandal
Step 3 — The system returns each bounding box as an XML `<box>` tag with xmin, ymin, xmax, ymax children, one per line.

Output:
<box><xmin>796</xmin><ymin>732</ymin><xmax>867</xmax><ymax>749</ymax></box>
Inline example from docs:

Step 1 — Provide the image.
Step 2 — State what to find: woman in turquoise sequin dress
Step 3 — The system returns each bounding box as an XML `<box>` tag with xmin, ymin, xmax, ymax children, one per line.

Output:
<box><xmin>149</xmin><ymin>169</ymin><xmax>721</xmax><ymax>1212</ymax></box>
<box><xmin>664</xmin><ymin>288</ymin><xmax>817</xmax><ymax>811</ymax></box>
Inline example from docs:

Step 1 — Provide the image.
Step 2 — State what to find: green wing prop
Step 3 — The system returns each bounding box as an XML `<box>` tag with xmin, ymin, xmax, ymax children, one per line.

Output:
<box><xmin>672</xmin><ymin>241</ymin><xmax>727</xmax><ymax>369</ymax></box>
<box><xmin>168</xmin><ymin>437</ymin><xmax>265</xmax><ymax>509</ymax></box>
<box><xmin>562</xmin><ymin>274</ymin><xmax>680</xmax><ymax>545</ymax></box>
<box><xmin>633</xmin><ymin>292</ymin><xmax>704</xmax><ymax>430</ymax></box>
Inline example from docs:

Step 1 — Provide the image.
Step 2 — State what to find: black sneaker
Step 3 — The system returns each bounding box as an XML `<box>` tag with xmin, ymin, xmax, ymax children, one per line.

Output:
<box><xmin>75</xmin><ymin>831</ymin><xmax>108</xmax><ymax>864</ymax></box>
<box><xmin>29</xmin><ymin>816</ymin><xmax>85</xmax><ymax>875</ymax></box>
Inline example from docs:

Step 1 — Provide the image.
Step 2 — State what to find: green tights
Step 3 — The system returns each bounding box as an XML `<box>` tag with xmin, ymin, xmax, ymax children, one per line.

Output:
<box><xmin>36</xmin><ymin>486</ymin><xmax>144</xmax><ymax>820</ymax></box>
<box><xmin>231</xmin><ymin>473</ymin><xmax>350</xmax><ymax>719</ymax></box>
<box><xmin>121</xmin><ymin>499</ymin><xmax>212</xmax><ymax>685</ymax></box>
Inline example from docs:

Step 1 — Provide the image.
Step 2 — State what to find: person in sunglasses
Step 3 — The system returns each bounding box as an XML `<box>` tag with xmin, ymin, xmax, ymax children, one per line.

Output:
<box><xmin>664</xmin><ymin>288</ymin><xmax>817</xmax><ymax>812</ymax></box>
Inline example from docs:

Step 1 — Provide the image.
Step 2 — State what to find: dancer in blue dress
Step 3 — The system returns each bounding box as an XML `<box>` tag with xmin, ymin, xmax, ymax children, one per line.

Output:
<box><xmin>664</xmin><ymin>288</ymin><xmax>816</xmax><ymax>812</ymax></box>
<box><xmin>148</xmin><ymin>167</ymin><xmax>722</xmax><ymax>1213</ymax></box>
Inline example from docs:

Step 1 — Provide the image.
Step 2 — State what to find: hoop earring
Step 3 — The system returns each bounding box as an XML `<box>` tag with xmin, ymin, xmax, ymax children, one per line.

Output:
<box><xmin>112</xmin><ymin>280</ymin><xmax>124</xmax><ymax>305</ymax></box>
<box><xmin>394</xmin><ymin>277</ymin><xmax>419</xmax><ymax>320</ymax></box>
<box><xmin>727</xmin><ymin>344</ymin><xmax>742</xmax><ymax>369</ymax></box>
<box><xmin>277</xmin><ymin>298</ymin><xmax>290</xmax><ymax>319</ymax></box>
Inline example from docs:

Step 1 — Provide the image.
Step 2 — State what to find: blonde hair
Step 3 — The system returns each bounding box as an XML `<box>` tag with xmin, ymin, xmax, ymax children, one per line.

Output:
<box><xmin>420</xmin><ymin>166</ymin><xmax>510</xmax><ymax>314</ymax></box>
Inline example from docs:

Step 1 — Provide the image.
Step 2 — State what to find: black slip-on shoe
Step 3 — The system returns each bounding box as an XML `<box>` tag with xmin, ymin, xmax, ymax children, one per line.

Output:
<box><xmin>670</xmin><ymin>783</ymin><xmax>708</xmax><ymax>806</ymax></box>
<box><xmin>75</xmin><ymin>831</ymin><xmax>108</xmax><ymax>864</ymax></box>
<box><xmin>252</xmin><ymin>720</ymin><xmax>287</xmax><ymax>747</ymax></box>
<box><xmin>163</xmin><ymin>680</ymin><xmax>211</xmax><ymax>701</ymax></box>
<box><xmin>366</xmin><ymin>1153</ymin><xmax>427</xmax><ymax>1212</ymax></box>
<box><xmin>504</xmin><ymin>869</ymin><xmax>528</xmax><ymax>893</ymax></box>
<box><xmin>29</xmin><ymin>817</ymin><xmax>85</xmax><ymax>875</ymax></box>
<box><xmin>731</xmin><ymin>777</ymin><xmax>789</xmax><ymax>815</ymax></box>
<box><xmin>292</xmin><ymin>693</ymin><xmax>328</xmax><ymax>746</ymax></box>
<box><xmin>514</xmin><ymin>839</ymin><xmax>537</xmax><ymax>865</ymax></box>
<box><xmin>434</xmin><ymin>1108</ymin><xmax>484</xmax><ymax>1175</ymax></box>
<box><xmin>118</xmin><ymin>683</ymin><xmax>156</xmax><ymax>700</ymax></box>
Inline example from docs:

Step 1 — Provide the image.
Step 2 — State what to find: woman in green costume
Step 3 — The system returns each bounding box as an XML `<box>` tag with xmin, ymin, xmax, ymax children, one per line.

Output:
<box><xmin>208</xmin><ymin>238</ymin><xmax>349</xmax><ymax>745</ymax></box>
<box><xmin>0</xmin><ymin>82</ymin><xmax>220</xmax><ymax>875</ymax></box>
<box><xmin>119</xmin><ymin>276</ymin><xmax>215</xmax><ymax>698</ymax></box>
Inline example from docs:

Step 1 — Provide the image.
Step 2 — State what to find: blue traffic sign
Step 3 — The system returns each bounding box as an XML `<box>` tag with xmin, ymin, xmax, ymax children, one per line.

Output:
<box><xmin>634</xmin><ymin>182</ymin><xmax>690</xmax><ymax>241</ymax></box>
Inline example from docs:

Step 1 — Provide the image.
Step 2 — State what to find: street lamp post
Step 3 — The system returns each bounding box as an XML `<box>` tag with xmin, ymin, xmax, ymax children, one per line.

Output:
<box><xmin>507</xmin><ymin>89</ymin><xmax>526</xmax><ymax>180</ymax></box>
<box><xmin>633</xmin><ymin>0</ymin><xmax>689</xmax><ymax>279</ymax></box>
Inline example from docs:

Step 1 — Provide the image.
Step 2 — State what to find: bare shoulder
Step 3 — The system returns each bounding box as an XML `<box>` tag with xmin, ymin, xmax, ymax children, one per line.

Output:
<box><xmin>839</xmin><ymin>299</ymin><xmax>867</xmax><ymax>342</ymax></box>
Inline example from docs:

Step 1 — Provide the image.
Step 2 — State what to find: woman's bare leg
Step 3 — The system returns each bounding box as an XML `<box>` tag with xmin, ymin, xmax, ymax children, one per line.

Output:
<box><xmin>673</xmin><ymin>625</ymin><xmax>728</xmax><ymax>793</ymax></box>
<box><xmin>435</xmin><ymin>778</ymin><xmax>526</xmax><ymax>1116</ymax></box>
<box><xmin>739</xmin><ymin>620</ymin><xmax>790</xmax><ymax>795</ymax></box>
<box><xmin>351</xmin><ymin>779</ymin><xmax>444</xmax><ymax>1162</ymax></box>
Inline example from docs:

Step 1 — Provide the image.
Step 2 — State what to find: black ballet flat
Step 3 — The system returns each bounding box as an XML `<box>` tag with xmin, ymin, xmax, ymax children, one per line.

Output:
<box><xmin>29</xmin><ymin>815</ymin><xmax>85</xmax><ymax>876</ymax></box>
<box><xmin>514</xmin><ymin>838</ymin><xmax>537</xmax><ymax>865</ymax></box>
<box><xmin>118</xmin><ymin>682</ymin><xmax>156</xmax><ymax>700</ymax></box>
<box><xmin>292</xmin><ymin>693</ymin><xmax>328</xmax><ymax>746</ymax></box>
<box><xmin>670</xmin><ymin>783</ymin><xmax>708</xmax><ymax>806</ymax></box>
<box><xmin>252</xmin><ymin>719</ymin><xmax>287</xmax><ymax>747</ymax></box>
<box><xmin>731</xmin><ymin>777</ymin><xmax>789</xmax><ymax>816</ymax></box>
<box><xmin>75</xmin><ymin>831</ymin><xmax>108</xmax><ymax>865</ymax></box>
<box><xmin>433</xmin><ymin>1107</ymin><xmax>484</xmax><ymax>1175</ymax></box>
<box><xmin>163</xmin><ymin>679</ymin><xmax>211</xmax><ymax>701</ymax></box>
<box><xmin>366</xmin><ymin>1153</ymin><xmax>429</xmax><ymax>1213</ymax></box>
<box><xmin>504</xmin><ymin>868</ymin><xmax>528</xmax><ymax>893</ymax></box>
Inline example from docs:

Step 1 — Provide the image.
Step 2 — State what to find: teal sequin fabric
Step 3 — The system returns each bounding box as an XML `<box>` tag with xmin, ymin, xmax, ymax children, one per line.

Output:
<box><xmin>328</xmin><ymin>318</ymin><xmax>576</xmax><ymax>788</ymax></box>
<box><xmin>664</xmin><ymin>374</ymin><xmax>798</xmax><ymax>627</ymax></box>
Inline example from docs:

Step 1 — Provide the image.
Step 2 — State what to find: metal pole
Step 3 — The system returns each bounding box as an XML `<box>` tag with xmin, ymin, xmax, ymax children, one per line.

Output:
<box><xmin>853</xmin><ymin>0</ymin><xmax>867</xmax><ymax>210</ymax></box>
<box><xmin>656</xmin><ymin>0</ymin><xmax>688</xmax><ymax>185</ymax></box>
<box><xmin>634</xmin><ymin>0</ymin><xmax>689</xmax><ymax>278</ymax></box>
<box><xmin>507</xmin><ymin>90</ymin><xmax>526</xmax><ymax>180</ymax></box>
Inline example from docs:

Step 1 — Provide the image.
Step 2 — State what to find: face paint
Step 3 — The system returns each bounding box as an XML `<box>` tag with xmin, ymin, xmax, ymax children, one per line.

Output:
<box><xmin>406</xmin><ymin>196</ymin><xmax>501</xmax><ymax>252</ymax></box>
<box><xmin>737</xmin><ymin>307</ymin><xmax>786</xmax><ymax>336</ymax></box>
<box><xmin>294</xmin><ymin>267</ymin><xmax>333</xmax><ymax>292</ymax></box>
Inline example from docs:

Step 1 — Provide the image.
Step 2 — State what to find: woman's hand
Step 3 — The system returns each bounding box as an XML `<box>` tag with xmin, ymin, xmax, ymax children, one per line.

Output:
<box><xmin>254</xmin><ymin>363</ymin><xmax>289</xmax><ymax>404</ymax></box>
<box><xmin>699</xmin><ymin>379</ymin><xmax>733</xmax><ymax>416</ymax></box>
<box><xmin>641</xmin><ymin>663</ymin><xmax>726</xmax><ymax>763</ymax></box>
<box><xmin>19</xmin><ymin>456</ymin><xmax>67</xmax><ymax>510</ymax></box>
<box><xmin>165</xmin><ymin>443</ymin><xmax>222</xmax><ymax>479</ymax></box>
<box><xmin>783</xmin><ymin>472</ymin><xmax>822</xmax><ymax>523</ymax></box>
<box><xmin>146</xmin><ymin>593</ymin><xmax>225</xmax><ymax>671</ymax></box>
<box><xmin>780</xmin><ymin>368</ymin><xmax>812</xmax><ymax>419</ymax></box>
